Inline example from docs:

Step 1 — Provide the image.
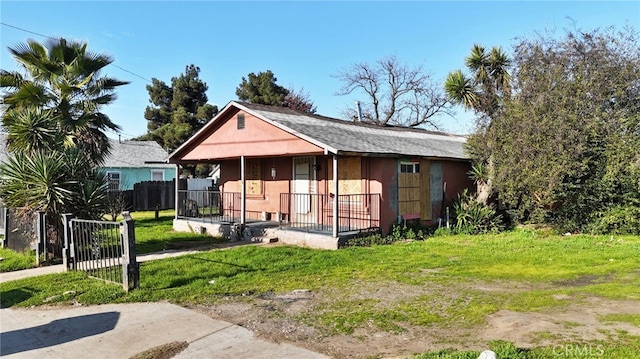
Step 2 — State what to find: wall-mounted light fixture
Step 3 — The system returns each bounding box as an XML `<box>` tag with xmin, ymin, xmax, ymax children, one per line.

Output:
<box><xmin>271</xmin><ymin>165</ymin><xmax>276</xmax><ymax>179</ymax></box>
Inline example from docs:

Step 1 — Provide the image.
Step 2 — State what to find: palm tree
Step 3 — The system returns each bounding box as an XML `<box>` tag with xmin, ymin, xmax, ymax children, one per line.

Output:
<box><xmin>0</xmin><ymin>38</ymin><xmax>129</xmax><ymax>164</ymax></box>
<box><xmin>444</xmin><ymin>44</ymin><xmax>511</xmax><ymax>117</ymax></box>
<box><xmin>444</xmin><ymin>44</ymin><xmax>511</xmax><ymax>204</ymax></box>
<box><xmin>0</xmin><ymin>38</ymin><xmax>126</xmax><ymax>255</ymax></box>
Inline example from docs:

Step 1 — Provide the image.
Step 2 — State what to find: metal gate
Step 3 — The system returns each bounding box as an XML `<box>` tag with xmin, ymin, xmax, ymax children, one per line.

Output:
<box><xmin>63</xmin><ymin>212</ymin><xmax>139</xmax><ymax>291</ymax></box>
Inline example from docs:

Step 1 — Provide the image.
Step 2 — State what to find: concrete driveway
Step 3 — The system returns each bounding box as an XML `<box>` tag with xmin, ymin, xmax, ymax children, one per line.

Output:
<box><xmin>0</xmin><ymin>302</ymin><xmax>329</xmax><ymax>359</ymax></box>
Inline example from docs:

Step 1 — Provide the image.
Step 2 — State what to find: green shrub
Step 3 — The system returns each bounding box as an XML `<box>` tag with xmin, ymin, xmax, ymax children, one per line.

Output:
<box><xmin>588</xmin><ymin>205</ymin><xmax>640</xmax><ymax>235</ymax></box>
<box><xmin>452</xmin><ymin>189</ymin><xmax>504</xmax><ymax>235</ymax></box>
<box><xmin>389</xmin><ymin>222</ymin><xmax>426</xmax><ymax>241</ymax></box>
<box><xmin>433</xmin><ymin>226</ymin><xmax>453</xmax><ymax>236</ymax></box>
<box><xmin>342</xmin><ymin>233</ymin><xmax>396</xmax><ymax>247</ymax></box>
<box><xmin>342</xmin><ymin>223</ymin><xmax>428</xmax><ymax>248</ymax></box>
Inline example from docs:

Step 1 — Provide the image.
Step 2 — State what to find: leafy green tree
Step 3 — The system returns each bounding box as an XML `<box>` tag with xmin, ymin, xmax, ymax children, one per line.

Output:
<box><xmin>235</xmin><ymin>70</ymin><xmax>316</xmax><ymax>113</ymax></box>
<box><xmin>0</xmin><ymin>38</ymin><xmax>128</xmax><ymax>164</ymax></box>
<box><xmin>139</xmin><ymin>64</ymin><xmax>218</xmax><ymax>153</ymax></box>
<box><xmin>488</xmin><ymin>26</ymin><xmax>640</xmax><ymax>231</ymax></box>
<box><xmin>235</xmin><ymin>70</ymin><xmax>289</xmax><ymax>106</ymax></box>
<box><xmin>334</xmin><ymin>55</ymin><xmax>450</xmax><ymax>128</ymax></box>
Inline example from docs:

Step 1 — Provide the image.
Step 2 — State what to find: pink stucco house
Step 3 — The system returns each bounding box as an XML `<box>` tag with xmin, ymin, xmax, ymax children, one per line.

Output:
<box><xmin>168</xmin><ymin>101</ymin><xmax>472</xmax><ymax>249</ymax></box>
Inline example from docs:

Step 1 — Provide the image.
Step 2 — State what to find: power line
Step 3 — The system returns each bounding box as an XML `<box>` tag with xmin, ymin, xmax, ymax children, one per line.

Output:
<box><xmin>1</xmin><ymin>21</ymin><xmax>151</xmax><ymax>83</ymax></box>
<box><xmin>0</xmin><ymin>22</ymin><xmax>58</xmax><ymax>40</ymax></box>
<box><xmin>109</xmin><ymin>64</ymin><xmax>151</xmax><ymax>82</ymax></box>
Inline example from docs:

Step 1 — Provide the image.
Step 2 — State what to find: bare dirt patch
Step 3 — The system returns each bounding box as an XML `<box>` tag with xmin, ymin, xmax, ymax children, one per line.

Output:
<box><xmin>128</xmin><ymin>341</ymin><xmax>188</xmax><ymax>359</ymax></box>
<box><xmin>187</xmin><ymin>282</ymin><xmax>640</xmax><ymax>359</ymax></box>
<box><xmin>483</xmin><ymin>297</ymin><xmax>640</xmax><ymax>347</ymax></box>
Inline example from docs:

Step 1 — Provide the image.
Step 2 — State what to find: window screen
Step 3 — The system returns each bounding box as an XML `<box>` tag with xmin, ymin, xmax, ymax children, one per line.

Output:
<box><xmin>151</xmin><ymin>170</ymin><xmax>164</xmax><ymax>181</ymax></box>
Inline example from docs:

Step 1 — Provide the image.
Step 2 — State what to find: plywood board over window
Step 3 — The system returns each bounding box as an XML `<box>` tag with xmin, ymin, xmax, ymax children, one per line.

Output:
<box><xmin>398</xmin><ymin>160</ymin><xmax>421</xmax><ymax>217</ymax></box>
<box><xmin>398</xmin><ymin>159</ymin><xmax>432</xmax><ymax>220</ymax></box>
<box><xmin>327</xmin><ymin>157</ymin><xmax>362</xmax><ymax>195</ymax></box>
<box><xmin>419</xmin><ymin>159</ymin><xmax>431</xmax><ymax>220</ymax></box>
<box><xmin>245</xmin><ymin>159</ymin><xmax>263</xmax><ymax>196</ymax></box>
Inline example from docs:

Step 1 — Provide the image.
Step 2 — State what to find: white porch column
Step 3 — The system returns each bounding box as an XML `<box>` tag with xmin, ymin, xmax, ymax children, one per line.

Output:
<box><xmin>240</xmin><ymin>156</ymin><xmax>246</xmax><ymax>226</ymax></box>
<box><xmin>332</xmin><ymin>154</ymin><xmax>339</xmax><ymax>238</ymax></box>
<box><xmin>174</xmin><ymin>164</ymin><xmax>180</xmax><ymax>220</ymax></box>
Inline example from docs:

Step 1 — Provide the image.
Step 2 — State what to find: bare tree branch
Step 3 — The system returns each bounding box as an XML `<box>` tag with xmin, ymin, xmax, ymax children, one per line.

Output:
<box><xmin>333</xmin><ymin>55</ymin><xmax>451</xmax><ymax>128</ymax></box>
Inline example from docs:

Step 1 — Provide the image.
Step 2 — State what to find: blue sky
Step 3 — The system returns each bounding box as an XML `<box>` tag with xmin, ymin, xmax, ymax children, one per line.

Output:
<box><xmin>1</xmin><ymin>1</ymin><xmax>638</xmax><ymax>139</ymax></box>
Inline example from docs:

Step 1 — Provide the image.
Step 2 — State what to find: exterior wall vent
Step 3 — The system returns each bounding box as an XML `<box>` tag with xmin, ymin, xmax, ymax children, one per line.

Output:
<box><xmin>237</xmin><ymin>114</ymin><xmax>245</xmax><ymax>129</ymax></box>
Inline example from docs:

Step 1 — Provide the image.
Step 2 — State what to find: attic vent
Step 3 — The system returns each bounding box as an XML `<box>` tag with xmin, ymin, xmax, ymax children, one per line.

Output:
<box><xmin>237</xmin><ymin>114</ymin><xmax>245</xmax><ymax>129</ymax></box>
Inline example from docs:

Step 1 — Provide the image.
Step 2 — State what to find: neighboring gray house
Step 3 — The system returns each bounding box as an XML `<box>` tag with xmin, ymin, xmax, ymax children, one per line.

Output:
<box><xmin>103</xmin><ymin>139</ymin><xmax>176</xmax><ymax>191</ymax></box>
<box><xmin>0</xmin><ymin>133</ymin><xmax>175</xmax><ymax>191</ymax></box>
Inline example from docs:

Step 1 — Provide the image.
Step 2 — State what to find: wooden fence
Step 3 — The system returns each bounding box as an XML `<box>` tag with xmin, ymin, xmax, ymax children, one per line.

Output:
<box><xmin>118</xmin><ymin>180</ymin><xmax>175</xmax><ymax>211</ymax></box>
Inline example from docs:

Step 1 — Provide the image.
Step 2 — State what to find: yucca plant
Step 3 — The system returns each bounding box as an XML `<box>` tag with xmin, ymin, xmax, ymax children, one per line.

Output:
<box><xmin>452</xmin><ymin>189</ymin><xmax>504</xmax><ymax>235</ymax></box>
<box><xmin>0</xmin><ymin>148</ymin><xmax>110</xmax><ymax>254</ymax></box>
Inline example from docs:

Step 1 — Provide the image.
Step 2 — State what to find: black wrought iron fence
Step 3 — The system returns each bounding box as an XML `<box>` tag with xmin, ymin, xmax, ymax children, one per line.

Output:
<box><xmin>176</xmin><ymin>190</ymin><xmax>241</xmax><ymax>222</ymax></box>
<box><xmin>279</xmin><ymin>193</ymin><xmax>381</xmax><ymax>234</ymax></box>
<box><xmin>63</xmin><ymin>213</ymin><xmax>138</xmax><ymax>291</ymax></box>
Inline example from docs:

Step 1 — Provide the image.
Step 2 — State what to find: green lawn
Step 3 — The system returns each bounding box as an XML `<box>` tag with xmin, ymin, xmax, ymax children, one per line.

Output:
<box><xmin>0</xmin><ymin>247</ymin><xmax>36</xmax><ymax>272</ymax></box>
<box><xmin>1</xmin><ymin>229</ymin><xmax>639</xmax><ymax>358</ymax></box>
<box><xmin>0</xmin><ymin>210</ymin><xmax>226</xmax><ymax>273</ymax></box>
<box><xmin>128</xmin><ymin>209</ymin><xmax>227</xmax><ymax>254</ymax></box>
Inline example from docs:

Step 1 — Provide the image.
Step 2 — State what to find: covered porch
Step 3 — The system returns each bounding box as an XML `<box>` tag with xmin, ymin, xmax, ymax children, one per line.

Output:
<box><xmin>172</xmin><ymin>153</ymin><xmax>382</xmax><ymax>249</ymax></box>
<box><xmin>175</xmin><ymin>188</ymin><xmax>381</xmax><ymax>234</ymax></box>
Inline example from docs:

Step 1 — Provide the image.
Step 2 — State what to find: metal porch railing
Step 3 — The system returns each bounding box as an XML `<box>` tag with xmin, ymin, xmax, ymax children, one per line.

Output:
<box><xmin>279</xmin><ymin>193</ymin><xmax>381</xmax><ymax>235</ymax></box>
<box><xmin>177</xmin><ymin>190</ymin><xmax>254</xmax><ymax>222</ymax></box>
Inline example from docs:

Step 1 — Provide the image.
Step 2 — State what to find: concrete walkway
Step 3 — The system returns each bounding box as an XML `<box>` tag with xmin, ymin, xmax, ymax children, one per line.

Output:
<box><xmin>1</xmin><ymin>243</ymin><xmax>329</xmax><ymax>358</ymax></box>
<box><xmin>0</xmin><ymin>240</ymin><xmax>260</xmax><ymax>284</ymax></box>
<box><xmin>1</xmin><ymin>303</ymin><xmax>328</xmax><ymax>359</ymax></box>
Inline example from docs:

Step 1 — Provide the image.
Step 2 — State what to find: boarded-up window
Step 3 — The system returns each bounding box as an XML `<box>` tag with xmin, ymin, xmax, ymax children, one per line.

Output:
<box><xmin>246</xmin><ymin>159</ymin><xmax>262</xmax><ymax>196</ymax></box>
<box><xmin>419</xmin><ymin>159</ymin><xmax>431</xmax><ymax>220</ymax></box>
<box><xmin>327</xmin><ymin>157</ymin><xmax>362</xmax><ymax>195</ymax></box>
<box><xmin>398</xmin><ymin>160</ymin><xmax>431</xmax><ymax>220</ymax></box>
<box><xmin>398</xmin><ymin>161</ymin><xmax>421</xmax><ymax>216</ymax></box>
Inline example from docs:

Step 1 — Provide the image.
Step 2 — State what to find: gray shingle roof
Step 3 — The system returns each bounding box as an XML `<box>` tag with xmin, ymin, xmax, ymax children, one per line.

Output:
<box><xmin>236</xmin><ymin>102</ymin><xmax>469</xmax><ymax>160</ymax></box>
<box><xmin>0</xmin><ymin>133</ymin><xmax>171</xmax><ymax>168</ymax></box>
<box><xmin>103</xmin><ymin>139</ymin><xmax>171</xmax><ymax>168</ymax></box>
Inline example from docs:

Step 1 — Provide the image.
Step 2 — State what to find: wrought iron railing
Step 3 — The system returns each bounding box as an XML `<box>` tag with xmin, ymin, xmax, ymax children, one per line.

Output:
<box><xmin>65</xmin><ymin>214</ymin><xmax>138</xmax><ymax>291</ymax></box>
<box><xmin>279</xmin><ymin>193</ymin><xmax>381</xmax><ymax>234</ymax></box>
<box><xmin>176</xmin><ymin>190</ymin><xmax>243</xmax><ymax>223</ymax></box>
<box><xmin>176</xmin><ymin>190</ymin><xmax>381</xmax><ymax>235</ymax></box>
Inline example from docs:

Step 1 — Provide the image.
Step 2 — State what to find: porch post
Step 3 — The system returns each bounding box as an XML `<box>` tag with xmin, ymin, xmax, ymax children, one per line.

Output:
<box><xmin>332</xmin><ymin>154</ymin><xmax>339</xmax><ymax>237</ymax></box>
<box><xmin>174</xmin><ymin>164</ymin><xmax>180</xmax><ymax>220</ymax></box>
<box><xmin>240</xmin><ymin>155</ymin><xmax>246</xmax><ymax>226</ymax></box>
